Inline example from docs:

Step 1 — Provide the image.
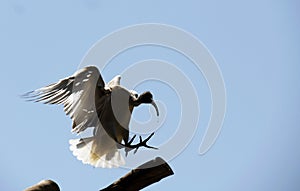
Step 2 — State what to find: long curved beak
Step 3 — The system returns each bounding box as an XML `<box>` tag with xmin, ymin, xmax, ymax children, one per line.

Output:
<box><xmin>151</xmin><ymin>100</ymin><xmax>159</xmax><ymax>116</ymax></box>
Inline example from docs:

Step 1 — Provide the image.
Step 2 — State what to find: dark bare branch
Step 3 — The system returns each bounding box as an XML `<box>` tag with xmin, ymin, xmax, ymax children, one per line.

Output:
<box><xmin>24</xmin><ymin>180</ymin><xmax>60</xmax><ymax>191</ymax></box>
<box><xmin>23</xmin><ymin>157</ymin><xmax>173</xmax><ymax>191</ymax></box>
<box><xmin>100</xmin><ymin>157</ymin><xmax>174</xmax><ymax>191</ymax></box>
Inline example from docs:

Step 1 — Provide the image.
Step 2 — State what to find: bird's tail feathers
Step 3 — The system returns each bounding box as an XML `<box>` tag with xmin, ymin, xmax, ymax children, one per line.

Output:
<box><xmin>69</xmin><ymin>137</ymin><xmax>125</xmax><ymax>168</ymax></box>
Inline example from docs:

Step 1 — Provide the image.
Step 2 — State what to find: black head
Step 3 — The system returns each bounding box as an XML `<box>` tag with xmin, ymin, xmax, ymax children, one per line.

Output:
<box><xmin>132</xmin><ymin>91</ymin><xmax>159</xmax><ymax>116</ymax></box>
<box><xmin>137</xmin><ymin>91</ymin><xmax>153</xmax><ymax>104</ymax></box>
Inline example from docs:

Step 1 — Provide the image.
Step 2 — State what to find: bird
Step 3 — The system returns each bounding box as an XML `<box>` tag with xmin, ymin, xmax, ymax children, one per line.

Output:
<box><xmin>23</xmin><ymin>66</ymin><xmax>159</xmax><ymax>168</ymax></box>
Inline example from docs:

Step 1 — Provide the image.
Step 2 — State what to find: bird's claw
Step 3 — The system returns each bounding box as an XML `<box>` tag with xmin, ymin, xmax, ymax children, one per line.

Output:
<box><xmin>122</xmin><ymin>132</ymin><xmax>157</xmax><ymax>156</ymax></box>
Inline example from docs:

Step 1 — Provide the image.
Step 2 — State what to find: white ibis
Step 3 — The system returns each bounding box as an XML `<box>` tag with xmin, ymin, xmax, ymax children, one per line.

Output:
<box><xmin>23</xmin><ymin>66</ymin><xmax>159</xmax><ymax>168</ymax></box>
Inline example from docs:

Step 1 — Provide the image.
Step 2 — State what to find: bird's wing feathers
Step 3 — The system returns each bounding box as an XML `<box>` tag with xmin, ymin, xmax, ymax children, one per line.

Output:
<box><xmin>23</xmin><ymin>67</ymin><xmax>157</xmax><ymax>168</ymax></box>
<box><xmin>24</xmin><ymin>66</ymin><xmax>106</xmax><ymax>133</ymax></box>
<box><xmin>107</xmin><ymin>75</ymin><xmax>121</xmax><ymax>87</ymax></box>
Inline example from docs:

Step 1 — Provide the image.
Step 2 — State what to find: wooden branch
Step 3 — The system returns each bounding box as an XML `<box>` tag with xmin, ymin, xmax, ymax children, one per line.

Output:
<box><xmin>24</xmin><ymin>180</ymin><xmax>60</xmax><ymax>191</ymax></box>
<box><xmin>23</xmin><ymin>157</ymin><xmax>174</xmax><ymax>191</ymax></box>
<box><xmin>100</xmin><ymin>157</ymin><xmax>174</xmax><ymax>191</ymax></box>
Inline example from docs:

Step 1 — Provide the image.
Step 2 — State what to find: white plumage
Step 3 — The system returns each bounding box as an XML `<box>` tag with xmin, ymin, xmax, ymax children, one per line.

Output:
<box><xmin>24</xmin><ymin>66</ymin><xmax>159</xmax><ymax>168</ymax></box>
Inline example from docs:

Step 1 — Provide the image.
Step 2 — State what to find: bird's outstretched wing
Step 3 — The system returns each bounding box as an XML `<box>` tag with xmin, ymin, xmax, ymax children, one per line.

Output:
<box><xmin>23</xmin><ymin>66</ymin><xmax>107</xmax><ymax>134</ymax></box>
<box><xmin>23</xmin><ymin>66</ymin><xmax>156</xmax><ymax>168</ymax></box>
<box><xmin>107</xmin><ymin>75</ymin><xmax>121</xmax><ymax>87</ymax></box>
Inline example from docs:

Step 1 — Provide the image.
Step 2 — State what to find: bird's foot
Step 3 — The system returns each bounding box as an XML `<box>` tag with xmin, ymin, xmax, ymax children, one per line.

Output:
<box><xmin>121</xmin><ymin>133</ymin><xmax>157</xmax><ymax>156</ymax></box>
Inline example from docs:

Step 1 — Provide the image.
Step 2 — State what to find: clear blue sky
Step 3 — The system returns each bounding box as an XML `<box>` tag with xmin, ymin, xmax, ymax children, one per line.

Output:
<box><xmin>1</xmin><ymin>0</ymin><xmax>300</xmax><ymax>190</ymax></box>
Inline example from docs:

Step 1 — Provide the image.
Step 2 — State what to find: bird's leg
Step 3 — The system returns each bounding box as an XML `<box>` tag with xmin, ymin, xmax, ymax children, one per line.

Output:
<box><xmin>124</xmin><ymin>135</ymin><xmax>136</xmax><ymax>156</ymax></box>
<box><xmin>118</xmin><ymin>133</ymin><xmax>157</xmax><ymax>156</ymax></box>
